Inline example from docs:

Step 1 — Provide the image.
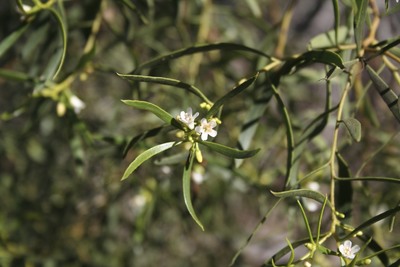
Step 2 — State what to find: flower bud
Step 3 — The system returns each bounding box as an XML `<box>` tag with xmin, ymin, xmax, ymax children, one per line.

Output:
<box><xmin>195</xmin><ymin>148</ymin><xmax>203</xmax><ymax>163</ymax></box>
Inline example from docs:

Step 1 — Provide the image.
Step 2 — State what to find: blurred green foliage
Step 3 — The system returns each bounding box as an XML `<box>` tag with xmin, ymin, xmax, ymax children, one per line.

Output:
<box><xmin>1</xmin><ymin>0</ymin><xmax>400</xmax><ymax>266</ymax></box>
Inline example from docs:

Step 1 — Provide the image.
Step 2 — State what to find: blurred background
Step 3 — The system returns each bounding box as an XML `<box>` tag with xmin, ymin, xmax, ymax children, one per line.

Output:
<box><xmin>0</xmin><ymin>1</ymin><xmax>399</xmax><ymax>266</ymax></box>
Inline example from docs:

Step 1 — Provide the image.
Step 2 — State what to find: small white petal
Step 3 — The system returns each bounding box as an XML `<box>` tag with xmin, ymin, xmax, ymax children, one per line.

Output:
<box><xmin>195</xmin><ymin>126</ymin><xmax>201</xmax><ymax>133</ymax></box>
<box><xmin>351</xmin><ymin>245</ymin><xmax>360</xmax><ymax>254</ymax></box>
<box><xmin>201</xmin><ymin>132</ymin><xmax>208</xmax><ymax>141</ymax></box>
<box><xmin>22</xmin><ymin>4</ymin><xmax>32</xmax><ymax>12</ymax></box>
<box><xmin>208</xmin><ymin>129</ymin><xmax>217</xmax><ymax>137</ymax></box>
<box><xmin>70</xmin><ymin>95</ymin><xmax>86</xmax><ymax>114</ymax></box>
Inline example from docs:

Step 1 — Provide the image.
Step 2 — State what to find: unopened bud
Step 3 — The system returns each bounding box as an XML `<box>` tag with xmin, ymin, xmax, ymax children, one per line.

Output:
<box><xmin>176</xmin><ymin>131</ymin><xmax>185</xmax><ymax>139</ymax></box>
<box><xmin>57</xmin><ymin>102</ymin><xmax>66</xmax><ymax>117</ymax></box>
<box><xmin>304</xmin><ymin>243</ymin><xmax>315</xmax><ymax>250</ymax></box>
<box><xmin>358</xmin><ymin>258</ymin><xmax>371</xmax><ymax>265</ymax></box>
<box><xmin>354</xmin><ymin>231</ymin><xmax>363</xmax><ymax>237</ymax></box>
<box><xmin>335</xmin><ymin>211</ymin><xmax>345</xmax><ymax>218</ymax></box>
<box><xmin>195</xmin><ymin>147</ymin><xmax>203</xmax><ymax>163</ymax></box>
<box><xmin>213</xmin><ymin>117</ymin><xmax>222</xmax><ymax>124</ymax></box>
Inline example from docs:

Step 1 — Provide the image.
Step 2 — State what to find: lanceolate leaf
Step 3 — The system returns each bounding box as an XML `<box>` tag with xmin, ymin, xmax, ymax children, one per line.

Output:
<box><xmin>341</xmin><ymin>117</ymin><xmax>362</xmax><ymax>142</ymax></box>
<box><xmin>0</xmin><ymin>24</ymin><xmax>29</xmax><ymax>58</ymax></box>
<box><xmin>270</xmin><ymin>84</ymin><xmax>295</xmax><ymax>188</ymax></box>
<box><xmin>198</xmin><ymin>140</ymin><xmax>260</xmax><ymax>159</ymax></box>
<box><xmin>332</xmin><ymin>0</ymin><xmax>340</xmax><ymax>45</ymax></box>
<box><xmin>365</xmin><ymin>65</ymin><xmax>400</xmax><ymax>123</ymax></box>
<box><xmin>121</xmin><ymin>100</ymin><xmax>181</xmax><ymax>127</ymax></box>
<box><xmin>121</xmin><ymin>141</ymin><xmax>180</xmax><ymax>180</ymax></box>
<box><xmin>183</xmin><ymin>147</ymin><xmax>205</xmax><ymax>231</ymax></box>
<box><xmin>369</xmin><ymin>38</ymin><xmax>400</xmax><ymax>60</ymax></box>
<box><xmin>271</xmin><ymin>189</ymin><xmax>332</xmax><ymax>208</ymax></box>
<box><xmin>343</xmin><ymin>205</ymin><xmax>400</xmax><ymax>241</ymax></box>
<box><xmin>117</xmin><ymin>74</ymin><xmax>212</xmax><ymax>104</ymax></box>
<box><xmin>0</xmin><ymin>68</ymin><xmax>33</xmax><ymax>82</ymax></box>
<box><xmin>206</xmin><ymin>74</ymin><xmax>258</xmax><ymax>118</ymax></box>
<box><xmin>354</xmin><ymin>0</ymin><xmax>368</xmax><ymax>54</ymax></box>
<box><xmin>279</xmin><ymin>50</ymin><xmax>345</xmax><ymax>78</ymax></box>
<box><xmin>336</xmin><ymin>152</ymin><xmax>353</xmax><ymax>218</ymax></box>
<box><xmin>356</xmin><ymin>235</ymin><xmax>389</xmax><ymax>266</ymax></box>
<box><xmin>335</xmin><ymin>176</ymin><xmax>400</xmax><ymax>184</ymax></box>
<box><xmin>48</xmin><ymin>7</ymin><xmax>67</xmax><ymax>79</ymax></box>
<box><xmin>134</xmin><ymin>42</ymin><xmax>272</xmax><ymax>73</ymax></box>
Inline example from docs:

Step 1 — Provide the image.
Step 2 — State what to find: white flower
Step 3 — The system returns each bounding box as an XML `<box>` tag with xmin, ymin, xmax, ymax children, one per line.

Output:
<box><xmin>178</xmin><ymin>108</ymin><xmax>199</xmax><ymax>130</ymax></box>
<box><xmin>339</xmin><ymin>240</ymin><xmax>360</xmax><ymax>260</ymax></box>
<box><xmin>69</xmin><ymin>95</ymin><xmax>86</xmax><ymax>114</ymax></box>
<box><xmin>195</xmin><ymin>118</ymin><xmax>218</xmax><ymax>141</ymax></box>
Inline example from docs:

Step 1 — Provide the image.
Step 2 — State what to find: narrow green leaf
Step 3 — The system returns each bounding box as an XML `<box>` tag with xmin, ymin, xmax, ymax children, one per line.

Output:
<box><xmin>342</xmin><ymin>205</ymin><xmax>400</xmax><ymax>240</ymax></box>
<box><xmin>302</xmin><ymin>50</ymin><xmax>345</xmax><ymax>69</ymax></box>
<box><xmin>356</xmin><ymin>234</ymin><xmax>389</xmax><ymax>266</ymax></box>
<box><xmin>121</xmin><ymin>100</ymin><xmax>179</xmax><ymax>126</ymax></box>
<box><xmin>389</xmin><ymin>201</ymin><xmax>399</xmax><ymax>232</ymax></box>
<box><xmin>285</xmin><ymin>237</ymin><xmax>295</xmax><ymax>265</ymax></box>
<box><xmin>270</xmin><ymin>84</ymin><xmax>295</xmax><ymax>188</ymax></box>
<box><xmin>206</xmin><ymin>74</ymin><xmax>257</xmax><ymax>118</ymax></box>
<box><xmin>336</xmin><ymin>152</ymin><xmax>353</xmax><ymax>218</ymax></box>
<box><xmin>354</xmin><ymin>0</ymin><xmax>368</xmax><ymax>54</ymax></box>
<box><xmin>117</xmin><ymin>74</ymin><xmax>212</xmax><ymax>104</ymax></box>
<box><xmin>316</xmin><ymin>197</ymin><xmax>328</xmax><ymax>243</ymax></box>
<box><xmin>372</xmin><ymin>38</ymin><xmax>400</xmax><ymax>59</ymax></box>
<box><xmin>280</xmin><ymin>50</ymin><xmax>345</xmax><ymax>78</ymax></box>
<box><xmin>271</xmin><ymin>189</ymin><xmax>332</xmax><ymax>207</ymax></box>
<box><xmin>0</xmin><ymin>24</ymin><xmax>29</xmax><ymax>58</ymax></box>
<box><xmin>365</xmin><ymin>65</ymin><xmax>400</xmax><ymax>123</ymax></box>
<box><xmin>297</xmin><ymin>200</ymin><xmax>314</xmax><ymax>244</ymax></box>
<box><xmin>0</xmin><ymin>68</ymin><xmax>33</xmax><ymax>82</ymax></box>
<box><xmin>134</xmin><ymin>42</ymin><xmax>272</xmax><ymax>73</ymax></box>
<box><xmin>48</xmin><ymin>7</ymin><xmax>67</xmax><ymax>79</ymax></box>
<box><xmin>341</xmin><ymin>117</ymin><xmax>362</xmax><ymax>142</ymax></box>
<box><xmin>366</xmin><ymin>37</ymin><xmax>400</xmax><ymax>62</ymax></box>
<box><xmin>183</xmin><ymin>147</ymin><xmax>205</xmax><ymax>230</ymax></box>
<box><xmin>332</xmin><ymin>0</ymin><xmax>340</xmax><ymax>45</ymax></box>
<box><xmin>335</xmin><ymin>176</ymin><xmax>400</xmax><ymax>184</ymax></box>
<box><xmin>121</xmin><ymin>141</ymin><xmax>180</xmax><ymax>180</ymax></box>
<box><xmin>198</xmin><ymin>140</ymin><xmax>260</xmax><ymax>159</ymax></box>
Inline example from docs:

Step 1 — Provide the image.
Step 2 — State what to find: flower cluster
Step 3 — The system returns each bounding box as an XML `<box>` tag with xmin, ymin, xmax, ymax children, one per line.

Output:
<box><xmin>177</xmin><ymin>107</ymin><xmax>219</xmax><ymax>141</ymax></box>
